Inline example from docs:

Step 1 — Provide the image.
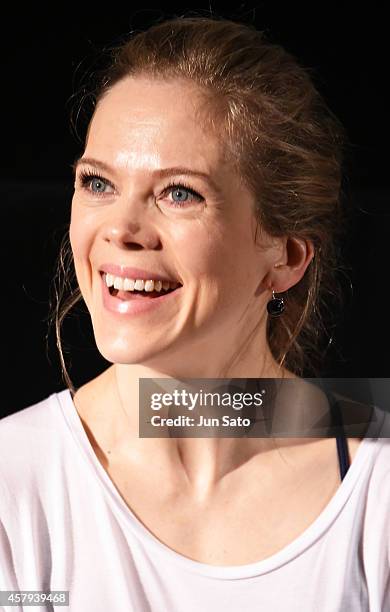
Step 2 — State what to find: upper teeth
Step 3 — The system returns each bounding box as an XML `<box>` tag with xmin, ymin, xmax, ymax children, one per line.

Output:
<box><xmin>104</xmin><ymin>274</ymin><xmax>179</xmax><ymax>292</ymax></box>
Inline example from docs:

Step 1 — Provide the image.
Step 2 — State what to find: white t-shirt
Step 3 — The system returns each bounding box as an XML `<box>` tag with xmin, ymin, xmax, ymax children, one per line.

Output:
<box><xmin>0</xmin><ymin>389</ymin><xmax>389</xmax><ymax>612</ymax></box>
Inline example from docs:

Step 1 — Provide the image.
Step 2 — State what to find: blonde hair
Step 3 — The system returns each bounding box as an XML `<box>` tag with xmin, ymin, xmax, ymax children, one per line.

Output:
<box><xmin>48</xmin><ymin>15</ymin><xmax>352</xmax><ymax>392</ymax></box>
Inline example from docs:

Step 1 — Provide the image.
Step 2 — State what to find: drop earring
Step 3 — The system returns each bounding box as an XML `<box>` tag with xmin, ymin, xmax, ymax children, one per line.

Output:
<box><xmin>267</xmin><ymin>289</ymin><xmax>285</xmax><ymax>317</ymax></box>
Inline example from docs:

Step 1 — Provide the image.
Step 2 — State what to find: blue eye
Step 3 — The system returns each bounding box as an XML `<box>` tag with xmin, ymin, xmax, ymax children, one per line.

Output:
<box><xmin>162</xmin><ymin>182</ymin><xmax>204</xmax><ymax>208</ymax></box>
<box><xmin>89</xmin><ymin>177</ymin><xmax>107</xmax><ymax>193</ymax></box>
<box><xmin>172</xmin><ymin>187</ymin><xmax>190</xmax><ymax>202</ymax></box>
<box><xmin>78</xmin><ymin>171</ymin><xmax>113</xmax><ymax>197</ymax></box>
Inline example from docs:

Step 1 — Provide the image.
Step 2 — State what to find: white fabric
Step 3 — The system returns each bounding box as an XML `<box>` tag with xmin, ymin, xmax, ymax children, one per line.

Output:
<box><xmin>0</xmin><ymin>389</ymin><xmax>389</xmax><ymax>612</ymax></box>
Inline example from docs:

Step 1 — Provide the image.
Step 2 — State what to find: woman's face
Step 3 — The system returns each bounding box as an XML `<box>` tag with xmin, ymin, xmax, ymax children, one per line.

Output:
<box><xmin>70</xmin><ymin>76</ymin><xmax>282</xmax><ymax>372</ymax></box>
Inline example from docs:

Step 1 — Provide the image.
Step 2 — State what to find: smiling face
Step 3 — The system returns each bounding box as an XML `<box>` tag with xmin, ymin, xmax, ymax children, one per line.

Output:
<box><xmin>69</xmin><ymin>76</ymin><xmax>283</xmax><ymax>374</ymax></box>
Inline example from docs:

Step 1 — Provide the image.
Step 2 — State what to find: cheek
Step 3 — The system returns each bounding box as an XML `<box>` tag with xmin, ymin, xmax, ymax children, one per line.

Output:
<box><xmin>176</xmin><ymin>220</ymin><xmax>256</xmax><ymax>286</ymax></box>
<box><xmin>69</xmin><ymin>204</ymin><xmax>93</xmax><ymax>263</ymax></box>
<box><xmin>173</xmin><ymin>229</ymin><xmax>228</xmax><ymax>293</ymax></box>
<box><xmin>68</xmin><ymin>205</ymin><xmax>95</xmax><ymax>298</ymax></box>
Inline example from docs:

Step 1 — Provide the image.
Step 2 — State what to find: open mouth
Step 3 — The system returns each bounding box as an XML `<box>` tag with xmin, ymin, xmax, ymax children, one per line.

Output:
<box><xmin>109</xmin><ymin>285</ymin><xmax>179</xmax><ymax>299</ymax></box>
<box><xmin>101</xmin><ymin>272</ymin><xmax>182</xmax><ymax>301</ymax></box>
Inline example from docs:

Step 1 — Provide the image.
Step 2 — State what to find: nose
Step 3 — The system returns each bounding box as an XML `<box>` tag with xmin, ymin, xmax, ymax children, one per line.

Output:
<box><xmin>102</xmin><ymin>200</ymin><xmax>161</xmax><ymax>251</ymax></box>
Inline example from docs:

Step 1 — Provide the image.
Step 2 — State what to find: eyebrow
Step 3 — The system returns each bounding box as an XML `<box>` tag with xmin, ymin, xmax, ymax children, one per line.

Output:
<box><xmin>71</xmin><ymin>156</ymin><xmax>222</xmax><ymax>194</ymax></box>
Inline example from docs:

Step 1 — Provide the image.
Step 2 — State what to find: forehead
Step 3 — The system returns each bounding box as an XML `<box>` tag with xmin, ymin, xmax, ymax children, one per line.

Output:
<box><xmin>85</xmin><ymin>76</ymin><xmax>223</xmax><ymax>173</ymax></box>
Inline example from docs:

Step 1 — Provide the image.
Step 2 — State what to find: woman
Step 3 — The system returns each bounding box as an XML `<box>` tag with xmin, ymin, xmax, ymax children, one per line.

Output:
<box><xmin>0</xmin><ymin>16</ymin><xmax>389</xmax><ymax>612</ymax></box>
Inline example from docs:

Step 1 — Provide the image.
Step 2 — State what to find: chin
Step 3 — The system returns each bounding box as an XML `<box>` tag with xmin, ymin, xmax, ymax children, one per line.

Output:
<box><xmin>92</xmin><ymin>326</ymin><xmax>165</xmax><ymax>365</ymax></box>
<box><xmin>94</xmin><ymin>339</ymin><xmax>150</xmax><ymax>365</ymax></box>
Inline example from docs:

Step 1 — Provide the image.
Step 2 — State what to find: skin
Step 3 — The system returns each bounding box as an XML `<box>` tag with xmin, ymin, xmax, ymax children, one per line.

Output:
<box><xmin>69</xmin><ymin>76</ymin><xmax>363</xmax><ymax>563</ymax></box>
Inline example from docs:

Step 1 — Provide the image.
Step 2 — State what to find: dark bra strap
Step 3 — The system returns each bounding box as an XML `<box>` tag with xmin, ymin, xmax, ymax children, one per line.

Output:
<box><xmin>325</xmin><ymin>389</ymin><xmax>351</xmax><ymax>482</ymax></box>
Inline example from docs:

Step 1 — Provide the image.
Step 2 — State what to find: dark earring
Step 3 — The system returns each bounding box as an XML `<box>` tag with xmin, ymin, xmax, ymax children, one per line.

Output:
<box><xmin>267</xmin><ymin>289</ymin><xmax>285</xmax><ymax>317</ymax></box>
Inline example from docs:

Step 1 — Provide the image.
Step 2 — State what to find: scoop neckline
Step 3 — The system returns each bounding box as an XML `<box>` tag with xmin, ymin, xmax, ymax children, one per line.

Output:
<box><xmin>55</xmin><ymin>387</ymin><xmax>385</xmax><ymax>580</ymax></box>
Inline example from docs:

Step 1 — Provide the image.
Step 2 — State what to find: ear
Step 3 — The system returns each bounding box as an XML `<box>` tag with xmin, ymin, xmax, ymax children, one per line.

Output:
<box><xmin>263</xmin><ymin>237</ymin><xmax>315</xmax><ymax>292</ymax></box>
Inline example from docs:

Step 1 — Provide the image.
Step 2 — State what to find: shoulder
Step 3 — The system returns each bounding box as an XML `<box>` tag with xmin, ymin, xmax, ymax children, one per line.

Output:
<box><xmin>359</xmin><ymin>416</ymin><xmax>390</xmax><ymax>605</ymax></box>
<box><xmin>0</xmin><ymin>391</ymin><xmax>69</xmax><ymax>496</ymax></box>
<box><xmin>0</xmin><ymin>392</ymin><xmax>58</xmax><ymax>440</ymax></box>
<box><xmin>362</xmin><ymin>409</ymin><xmax>390</xmax><ymax>520</ymax></box>
<box><xmin>367</xmin><ymin>429</ymin><xmax>390</xmax><ymax>494</ymax></box>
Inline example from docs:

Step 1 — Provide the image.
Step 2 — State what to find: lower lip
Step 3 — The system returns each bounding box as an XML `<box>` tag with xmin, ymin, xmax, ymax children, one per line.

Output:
<box><xmin>100</xmin><ymin>274</ymin><xmax>182</xmax><ymax>316</ymax></box>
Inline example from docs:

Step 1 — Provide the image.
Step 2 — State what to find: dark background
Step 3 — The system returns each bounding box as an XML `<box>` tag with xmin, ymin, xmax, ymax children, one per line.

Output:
<box><xmin>1</xmin><ymin>4</ymin><xmax>389</xmax><ymax>414</ymax></box>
